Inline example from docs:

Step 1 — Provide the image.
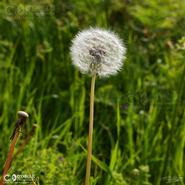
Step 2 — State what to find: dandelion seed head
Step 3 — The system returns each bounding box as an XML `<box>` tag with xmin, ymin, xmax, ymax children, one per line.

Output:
<box><xmin>17</xmin><ymin>111</ymin><xmax>29</xmax><ymax>118</ymax></box>
<box><xmin>70</xmin><ymin>28</ymin><xmax>126</xmax><ymax>77</ymax></box>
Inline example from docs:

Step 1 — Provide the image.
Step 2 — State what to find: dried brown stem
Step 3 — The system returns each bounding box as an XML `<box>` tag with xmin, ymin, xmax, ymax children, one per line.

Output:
<box><xmin>0</xmin><ymin>111</ymin><xmax>29</xmax><ymax>185</ymax></box>
<box><xmin>0</xmin><ymin>131</ymin><xmax>19</xmax><ymax>185</ymax></box>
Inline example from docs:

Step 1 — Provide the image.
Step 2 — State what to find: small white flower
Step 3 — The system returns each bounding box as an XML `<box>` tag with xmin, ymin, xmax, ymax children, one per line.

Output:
<box><xmin>70</xmin><ymin>28</ymin><xmax>126</xmax><ymax>77</ymax></box>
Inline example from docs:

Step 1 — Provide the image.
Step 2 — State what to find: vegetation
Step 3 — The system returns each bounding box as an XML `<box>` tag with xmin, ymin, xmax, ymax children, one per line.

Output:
<box><xmin>0</xmin><ymin>0</ymin><xmax>185</xmax><ymax>184</ymax></box>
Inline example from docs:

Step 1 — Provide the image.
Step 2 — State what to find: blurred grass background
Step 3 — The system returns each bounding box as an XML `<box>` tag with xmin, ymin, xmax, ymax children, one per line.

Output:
<box><xmin>0</xmin><ymin>0</ymin><xmax>185</xmax><ymax>184</ymax></box>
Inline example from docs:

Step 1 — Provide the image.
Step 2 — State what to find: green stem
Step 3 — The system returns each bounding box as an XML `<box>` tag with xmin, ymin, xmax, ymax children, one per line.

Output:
<box><xmin>85</xmin><ymin>74</ymin><xmax>96</xmax><ymax>185</ymax></box>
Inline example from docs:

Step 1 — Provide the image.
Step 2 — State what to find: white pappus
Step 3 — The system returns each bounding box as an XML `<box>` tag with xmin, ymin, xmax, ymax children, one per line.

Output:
<box><xmin>70</xmin><ymin>28</ymin><xmax>126</xmax><ymax>78</ymax></box>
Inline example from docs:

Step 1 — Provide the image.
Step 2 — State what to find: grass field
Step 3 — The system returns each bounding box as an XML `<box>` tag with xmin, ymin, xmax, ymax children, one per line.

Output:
<box><xmin>0</xmin><ymin>0</ymin><xmax>185</xmax><ymax>184</ymax></box>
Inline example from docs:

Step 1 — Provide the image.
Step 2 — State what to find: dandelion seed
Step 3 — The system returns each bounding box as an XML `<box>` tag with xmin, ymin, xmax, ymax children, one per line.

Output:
<box><xmin>70</xmin><ymin>28</ymin><xmax>126</xmax><ymax>77</ymax></box>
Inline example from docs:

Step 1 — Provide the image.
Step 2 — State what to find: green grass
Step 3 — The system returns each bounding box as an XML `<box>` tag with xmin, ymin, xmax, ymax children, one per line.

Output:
<box><xmin>0</xmin><ymin>0</ymin><xmax>185</xmax><ymax>184</ymax></box>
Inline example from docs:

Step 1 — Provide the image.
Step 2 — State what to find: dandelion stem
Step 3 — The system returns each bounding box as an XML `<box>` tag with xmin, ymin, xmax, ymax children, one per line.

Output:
<box><xmin>0</xmin><ymin>131</ymin><xmax>19</xmax><ymax>185</ymax></box>
<box><xmin>0</xmin><ymin>111</ymin><xmax>28</xmax><ymax>185</ymax></box>
<box><xmin>85</xmin><ymin>74</ymin><xmax>96</xmax><ymax>185</ymax></box>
